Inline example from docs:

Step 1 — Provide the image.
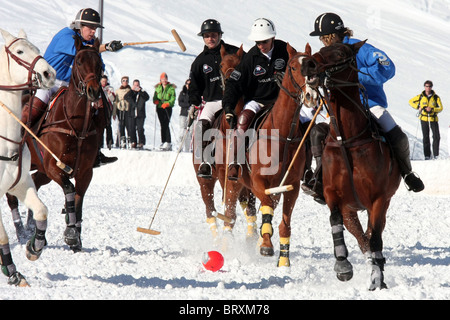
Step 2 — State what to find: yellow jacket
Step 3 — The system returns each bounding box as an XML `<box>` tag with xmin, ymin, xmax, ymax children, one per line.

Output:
<box><xmin>408</xmin><ymin>91</ymin><xmax>443</xmax><ymax>122</ymax></box>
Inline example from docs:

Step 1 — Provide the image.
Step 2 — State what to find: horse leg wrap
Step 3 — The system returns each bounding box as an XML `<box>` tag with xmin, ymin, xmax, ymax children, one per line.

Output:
<box><xmin>369</xmin><ymin>251</ymin><xmax>387</xmax><ymax>290</ymax></box>
<box><xmin>65</xmin><ymin>192</ymin><xmax>76</xmax><ymax>226</ymax></box>
<box><xmin>245</xmin><ymin>212</ymin><xmax>257</xmax><ymax>238</ymax></box>
<box><xmin>278</xmin><ymin>237</ymin><xmax>290</xmax><ymax>267</ymax></box>
<box><xmin>332</xmin><ymin>224</ymin><xmax>348</xmax><ymax>260</ymax></box>
<box><xmin>330</xmin><ymin>207</ymin><xmax>348</xmax><ymax>260</ymax></box>
<box><xmin>33</xmin><ymin>220</ymin><xmax>47</xmax><ymax>251</ymax></box>
<box><xmin>0</xmin><ymin>244</ymin><xmax>16</xmax><ymax>277</ymax></box>
<box><xmin>259</xmin><ymin>206</ymin><xmax>274</xmax><ymax>237</ymax></box>
<box><xmin>206</xmin><ymin>217</ymin><xmax>218</xmax><ymax>238</ymax></box>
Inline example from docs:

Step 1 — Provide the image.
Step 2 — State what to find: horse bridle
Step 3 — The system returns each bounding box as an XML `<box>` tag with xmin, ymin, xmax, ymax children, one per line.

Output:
<box><xmin>276</xmin><ymin>53</ymin><xmax>310</xmax><ymax>106</ymax></box>
<box><xmin>0</xmin><ymin>38</ymin><xmax>44</xmax><ymax>91</ymax></box>
<box><xmin>71</xmin><ymin>48</ymin><xmax>101</xmax><ymax>97</ymax></box>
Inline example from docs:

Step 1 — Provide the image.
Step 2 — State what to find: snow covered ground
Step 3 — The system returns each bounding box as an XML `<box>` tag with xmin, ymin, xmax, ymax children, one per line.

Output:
<box><xmin>0</xmin><ymin>0</ymin><xmax>449</xmax><ymax>302</ymax></box>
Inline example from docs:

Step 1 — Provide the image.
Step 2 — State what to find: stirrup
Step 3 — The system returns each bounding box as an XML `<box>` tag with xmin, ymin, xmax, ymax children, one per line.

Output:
<box><xmin>227</xmin><ymin>162</ymin><xmax>242</xmax><ymax>181</ymax></box>
<box><xmin>197</xmin><ymin>162</ymin><xmax>212</xmax><ymax>179</ymax></box>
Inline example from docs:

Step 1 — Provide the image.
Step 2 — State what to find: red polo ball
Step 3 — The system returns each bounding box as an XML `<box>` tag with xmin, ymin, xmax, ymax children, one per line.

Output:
<box><xmin>202</xmin><ymin>251</ymin><xmax>224</xmax><ymax>272</ymax></box>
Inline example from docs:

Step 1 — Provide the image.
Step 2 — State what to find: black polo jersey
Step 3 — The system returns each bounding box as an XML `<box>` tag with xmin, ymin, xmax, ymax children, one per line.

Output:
<box><xmin>222</xmin><ymin>39</ymin><xmax>290</xmax><ymax>110</ymax></box>
<box><xmin>188</xmin><ymin>40</ymin><xmax>240</xmax><ymax>107</ymax></box>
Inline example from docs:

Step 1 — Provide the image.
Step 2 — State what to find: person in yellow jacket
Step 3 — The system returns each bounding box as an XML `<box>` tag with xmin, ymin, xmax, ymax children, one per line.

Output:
<box><xmin>153</xmin><ymin>72</ymin><xmax>176</xmax><ymax>151</ymax></box>
<box><xmin>409</xmin><ymin>80</ymin><xmax>443</xmax><ymax>159</ymax></box>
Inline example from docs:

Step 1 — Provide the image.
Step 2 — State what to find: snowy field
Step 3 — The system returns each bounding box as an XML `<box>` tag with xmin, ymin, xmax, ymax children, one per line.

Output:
<box><xmin>0</xmin><ymin>0</ymin><xmax>449</xmax><ymax>304</ymax></box>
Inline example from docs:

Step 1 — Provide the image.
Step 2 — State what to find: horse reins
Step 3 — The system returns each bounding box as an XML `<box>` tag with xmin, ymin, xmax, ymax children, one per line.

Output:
<box><xmin>312</xmin><ymin>50</ymin><xmax>378</xmax><ymax>211</ymax></box>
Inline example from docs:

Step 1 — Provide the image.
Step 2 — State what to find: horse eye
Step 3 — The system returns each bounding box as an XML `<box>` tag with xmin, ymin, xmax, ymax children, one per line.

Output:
<box><xmin>17</xmin><ymin>50</ymin><xmax>23</xmax><ymax>55</ymax></box>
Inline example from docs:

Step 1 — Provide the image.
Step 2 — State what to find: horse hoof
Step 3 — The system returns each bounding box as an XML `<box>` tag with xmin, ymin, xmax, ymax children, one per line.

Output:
<box><xmin>260</xmin><ymin>246</ymin><xmax>274</xmax><ymax>256</ymax></box>
<box><xmin>8</xmin><ymin>272</ymin><xmax>30</xmax><ymax>287</ymax></box>
<box><xmin>334</xmin><ymin>259</ymin><xmax>353</xmax><ymax>282</ymax></box>
<box><xmin>336</xmin><ymin>271</ymin><xmax>353</xmax><ymax>282</ymax></box>
<box><xmin>25</xmin><ymin>240</ymin><xmax>43</xmax><ymax>261</ymax></box>
<box><xmin>64</xmin><ymin>226</ymin><xmax>80</xmax><ymax>246</ymax></box>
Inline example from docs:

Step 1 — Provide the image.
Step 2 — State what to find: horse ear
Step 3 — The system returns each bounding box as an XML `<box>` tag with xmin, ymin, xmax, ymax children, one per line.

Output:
<box><xmin>352</xmin><ymin>40</ymin><xmax>367</xmax><ymax>54</ymax></box>
<box><xmin>0</xmin><ymin>28</ymin><xmax>13</xmax><ymax>44</ymax></box>
<box><xmin>18</xmin><ymin>29</ymin><xmax>27</xmax><ymax>39</ymax></box>
<box><xmin>305</xmin><ymin>43</ymin><xmax>311</xmax><ymax>56</ymax></box>
<box><xmin>220</xmin><ymin>44</ymin><xmax>226</xmax><ymax>59</ymax></box>
<box><xmin>73</xmin><ymin>35</ymin><xmax>83</xmax><ymax>51</ymax></box>
<box><xmin>286</xmin><ymin>42</ymin><xmax>297</xmax><ymax>58</ymax></box>
<box><xmin>237</xmin><ymin>44</ymin><xmax>244</xmax><ymax>59</ymax></box>
<box><xmin>94</xmin><ymin>38</ymin><xmax>101</xmax><ymax>51</ymax></box>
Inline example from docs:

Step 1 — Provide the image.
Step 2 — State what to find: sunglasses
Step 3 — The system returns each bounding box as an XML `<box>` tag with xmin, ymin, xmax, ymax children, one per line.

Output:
<box><xmin>256</xmin><ymin>39</ymin><xmax>270</xmax><ymax>45</ymax></box>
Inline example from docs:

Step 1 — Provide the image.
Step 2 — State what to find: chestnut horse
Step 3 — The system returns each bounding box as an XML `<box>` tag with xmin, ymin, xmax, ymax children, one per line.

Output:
<box><xmin>301</xmin><ymin>41</ymin><xmax>401</xmax><ymax>290</ymax></box>
<box><xmin>7</xmin><ymin>36</ymin><xmax>105</xmax><ymax>252</ymax></box>
<box><xmin>231</xmin><ymin>43</ymin><xmax>317</xmax><ymax>267</ymax></box>
<box><xmin>193</xmin><ymin>44</ymin><xmax>257</xmax><ymax>241</ymax></box>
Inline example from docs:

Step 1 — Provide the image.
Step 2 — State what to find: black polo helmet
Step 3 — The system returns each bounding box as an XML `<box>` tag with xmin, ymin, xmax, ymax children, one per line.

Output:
<box><xmin>310</xmin><ymin>13</ymin><xmax>345</xmax><ymax>36</ymax></box>
<box><xmin>71</xmin><ymin>8</ymin><xmax>104</xmax><ymax>29</ymax></box>
<box><xmin>197</xmin><ymin>19</ymin><xmax>223</xmax><ymax>36</ymax></box>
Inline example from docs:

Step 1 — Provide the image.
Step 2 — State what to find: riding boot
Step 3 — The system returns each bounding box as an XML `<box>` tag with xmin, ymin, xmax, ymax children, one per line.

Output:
<box><xmin>301</xmin><ymin>156</ymin><xmax>325</xmax><ymax>204</ymax></box>
<box><xmin>21</xmin><ymin>96</ymin><xmax>47</xmax><ymax>133</ymax></box>
<box><xmin>197</xmin><ymin>119</ymin><xmax>213</xmax><ymax>179</ymax></box>
<box><xmin>228</xmin><ymin>109</ymin><xmax>255</xmax><ymax>181</ymax></box>
<box><xmin>385</xmin><ymin>125</ymin><xmax>424</xmax><ymax>192</ymax></box>
<box><xmin>301</xmin><ymin>123</ymin><xmax>329</xmax><ymax>204</ymax></box>
<box><xmin>94</xmin><ymin>149</ymin><xmax>118</xmax><ymax>168</ymax></box>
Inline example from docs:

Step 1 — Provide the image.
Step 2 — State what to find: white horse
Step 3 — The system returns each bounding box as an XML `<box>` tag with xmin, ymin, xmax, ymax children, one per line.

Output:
<box><xmin>0</xmin><ymin>28</ymin><xmax>55</xmax><ymax>286</ymax></box>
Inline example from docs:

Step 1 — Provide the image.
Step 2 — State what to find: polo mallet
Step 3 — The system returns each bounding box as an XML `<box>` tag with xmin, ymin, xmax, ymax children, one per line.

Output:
<box><xmin>137</xmin><ymin>127</ymin><xmax>190</xmax><ymax>235</ymax></box>
<box><xmin>411</xmin><ymin>108</ymin><xmax>421</xmax><ymax>159</ymax></box>
<box><xmin>217</xmin><ymin>129</ymin><xmax>236</xmax><ymax>224</ymax></box>
<box><xmin>0</xmin><ymin>101</ymin><xmax>73</xmax><ymax>174</ymax></box>
<box><xmin>265</xmin><ymin>104</ymin><xmax>323</xmax><ymax>195</ymax></box>
<box><xmin>124</xmin><ymin>29</ymin><xmax>186</xmax><ymax>52</ymax></box>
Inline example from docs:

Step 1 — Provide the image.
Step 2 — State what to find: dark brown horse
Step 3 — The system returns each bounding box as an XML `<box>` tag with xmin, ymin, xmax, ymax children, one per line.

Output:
<box><xmin>7</xmin><ymin>36</ymin><xmax>105</xmax><ymax>252</ymax></box>
<box><xmin>301</xmin><ymin>41</ymin><xmax>401</xmax><ymax>290</ymax></box>
<box><xmin>193</xmin><ymin>45</ymin><xmax>257</xmax><ymax>241</ymax></box>
<box><xmin>232</xmin><ymin>43</ymin><xmax>317</xmax><ymax>267</ymax></box>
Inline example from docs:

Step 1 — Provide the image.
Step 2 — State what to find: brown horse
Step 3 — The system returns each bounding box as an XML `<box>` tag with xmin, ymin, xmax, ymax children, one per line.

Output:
<box><xmin>231</xmin><ymin>43</ymin><xmax>317</xmax><ymax>267</ymax></box>
<box><xmin>192</xmin><ymin>44</ymin><xmax>257</xmax><ymax>241</ymax></box>
<box><xmin>7</xmin><ymin>36</ymin><xmax>105</xmax><ymax>252</ymax></box>
<box><xmin>301</xmin><ymin>41</ymin><xmax>401</xmax><ymax>290</ymax></box>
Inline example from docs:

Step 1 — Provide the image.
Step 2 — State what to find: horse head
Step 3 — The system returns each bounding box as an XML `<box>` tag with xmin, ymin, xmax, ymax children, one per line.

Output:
<box><xmin>220</xmin><ymin>44</ymin><xmax>244</xmax><ymax>89</ymax></box>
<box><xmin>281</xmin><ymin>42</ymin><xmax>318</xmax><ymax>108</ymax></box>
<box><xmin>72</xmin><ymin>36</ymin><xmax>102</xmax><ymax>101</ymax></box>
<box><xmin>0</xmin><ymin>28</ymin><xmax>55</xmax><ymax>90</ymax></box>
<box><xmin>301</xmin><ymin>41</ymin><xmax>366</xmax><ymax>90</ymax></box>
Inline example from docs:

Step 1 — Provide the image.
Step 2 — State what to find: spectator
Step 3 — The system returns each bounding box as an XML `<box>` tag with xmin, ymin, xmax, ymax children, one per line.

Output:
<box><xmin>126</xmin><ymin>79</ymin><xmax>150</xmax><ymax>149</ymax></box>
<box><xmin>153</xmin><ymin>72</ymin><xmax>176</xmax><ymax>151</ymax></box>
<box><xmin>409</xmin><ymin>80</ymin><xmax>443</xmax><ymax>159</ymax></box>
<box><xmin>113</xmin><ymin>76</ymin><xmax>132</xmax><ymax>148</ymax></box>
<box><xmin>178</xmin><ymin>79</ymin><xmax>192</xmax><ymax>152</ymax></box>
<box><xmin>100</xmin><ymin>75</ymin><xmax>115</xmax><ymax>149</ymax></box>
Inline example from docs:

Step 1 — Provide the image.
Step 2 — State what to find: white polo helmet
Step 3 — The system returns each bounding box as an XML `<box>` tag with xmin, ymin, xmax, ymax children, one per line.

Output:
<box><xmin>248</xmin><ymin>18</ymin><xmax>276</xmax><ymax>41</ymax></box>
